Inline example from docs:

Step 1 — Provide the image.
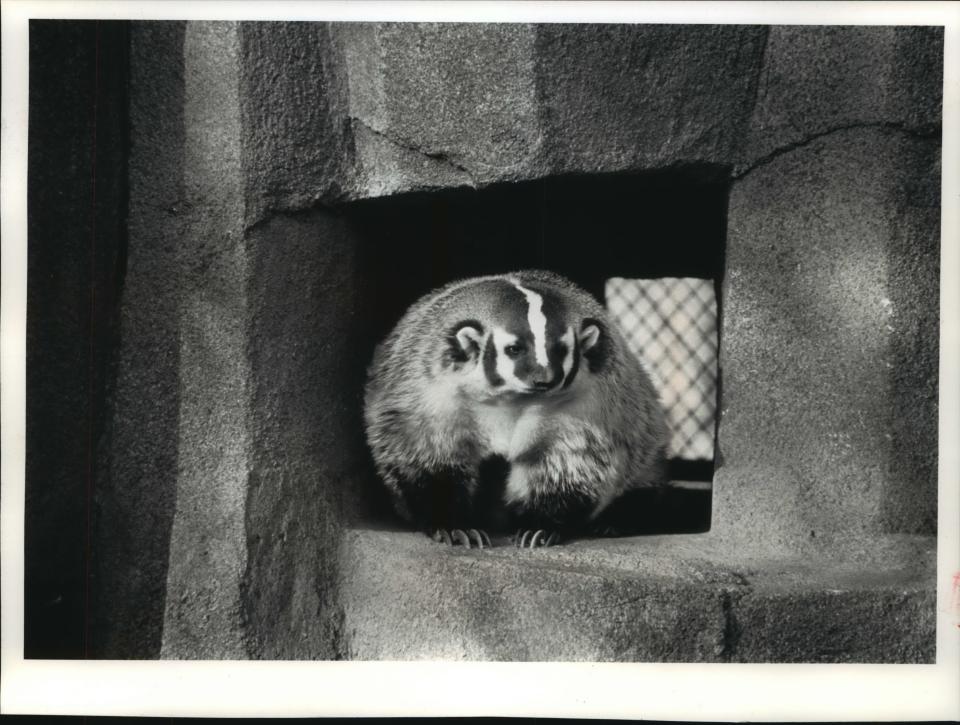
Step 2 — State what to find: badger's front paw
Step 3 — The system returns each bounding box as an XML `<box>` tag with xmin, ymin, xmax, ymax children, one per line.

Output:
<box><xmin>429</xmin><ymin>528</ymin><xmax>492</xmax><ymax>549</ymax></box>
<box><xmin>514</xmin><ymin>529</ymin><xmax>561</xmax><ymax>548</ymax></box>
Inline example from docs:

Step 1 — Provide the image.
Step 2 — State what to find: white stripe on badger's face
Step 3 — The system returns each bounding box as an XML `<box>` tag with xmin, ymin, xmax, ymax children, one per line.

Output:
<box><xmin>512</xmin><ymin>282</ymin><xmax>549</xmax><ymax>367</ymax></box>
<box><xmin>560</xmin><ymin>326</ymin><xmax>576</xmax><ymax>383</ymax></box>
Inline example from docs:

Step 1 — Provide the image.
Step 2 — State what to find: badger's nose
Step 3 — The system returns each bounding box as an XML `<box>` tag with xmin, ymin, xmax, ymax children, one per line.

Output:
<box><xmin>532</xmin><ymin>367</ymin><xmax>555</xmax><ymax>390</ymax></box>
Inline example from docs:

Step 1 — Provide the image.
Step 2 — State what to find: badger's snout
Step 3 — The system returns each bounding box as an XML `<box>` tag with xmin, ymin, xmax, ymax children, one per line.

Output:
<box><xmin>530</xmin><ymin>364</ymin><xmax>563</xmax><ymax>392</ymax></box>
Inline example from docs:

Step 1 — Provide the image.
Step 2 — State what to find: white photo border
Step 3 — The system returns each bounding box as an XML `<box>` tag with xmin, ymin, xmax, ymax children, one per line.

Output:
<box><xmin>2</xmin><ymin>1</ymin><xmax>958</xmax><ymax>719</ymax></box>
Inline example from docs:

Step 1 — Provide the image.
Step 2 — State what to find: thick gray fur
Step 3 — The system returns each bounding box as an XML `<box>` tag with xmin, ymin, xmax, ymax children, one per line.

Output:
<box><xmin>363</xmin><ymin>270</ymin><xmax>669</xmax><ymax>530</ymax></box>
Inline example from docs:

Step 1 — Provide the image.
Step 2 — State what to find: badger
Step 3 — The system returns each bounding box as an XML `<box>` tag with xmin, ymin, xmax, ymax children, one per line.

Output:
<box><xmin>363</xmin><ymin>270</ymin><xmax>669</xmax><ymax>548</ymax></box>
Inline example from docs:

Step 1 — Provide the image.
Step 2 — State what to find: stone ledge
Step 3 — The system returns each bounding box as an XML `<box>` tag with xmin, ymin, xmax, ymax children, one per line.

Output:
<box><xmin>339</xmin><ymin>528</ymin><xmax>935</xmax><ymax>663</ymax></box>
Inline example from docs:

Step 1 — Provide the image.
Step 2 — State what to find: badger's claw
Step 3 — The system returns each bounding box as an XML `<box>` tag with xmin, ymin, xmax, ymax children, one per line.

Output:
<box><xmin>467</xmin><ymin>528</ymin><xmax>492</xmax><ymax>549</ymax></box>
<box><xmin>430</xmin><ymin>528</ymin><xmax>491</xmax><ymax>549</ymax></box>
<box><xmin>432</xmin><ymin>528</ymin><xmax>453</xmax><ymax>545</ymax></box>
<box><xmin>514</xmin><ymin>529</ymin><xmax>561</xmax><ymax>548</ymax></box>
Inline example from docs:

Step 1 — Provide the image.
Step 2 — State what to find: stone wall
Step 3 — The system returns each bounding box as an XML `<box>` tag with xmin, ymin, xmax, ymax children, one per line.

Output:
<box><xmin>242</xmin><ymin>23</ymin><xmax>768</xmax><ymax>206</ymax></box>
<box><xmin>25</xmin><ymin>21</ymin><xmax>941</xmax><ymax>660</ymax></box>
<box><xmin>714</xmin><ymin>26</ymin><xmax>941</xmax><ymax>553</ymax></box>
<box><xmin>88</xmin><ymin>20</ymin><xmax>182</xmax><ymax>660</ymax></box>
<box><xmin>98</xmin><ymin>23</ymin><xmax>366</xmax><ymax>659</ymax></box>
<box><xmin>717</xmin><ymin>127</ymin><xmax>940</xmax><ymax>553</ymax></box>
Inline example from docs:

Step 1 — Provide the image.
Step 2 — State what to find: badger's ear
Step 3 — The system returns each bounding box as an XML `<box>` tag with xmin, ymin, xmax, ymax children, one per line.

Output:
<box><xmin>579</xmin><ymin>321</ymin><xmax>601</xmax><ymax>351</ymax></box>
<box><xmin>579</xmin><ymin>318</ymin><xmax>609</xmax><ymax>373</ymax></box>
<box><xmin>453</xmin><ymin>320</ymin><xmax>484</xmax><ymax>357</ymax></box>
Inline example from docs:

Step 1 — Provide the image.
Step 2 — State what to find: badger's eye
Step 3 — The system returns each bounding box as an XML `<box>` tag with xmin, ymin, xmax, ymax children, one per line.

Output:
<box><xmin>504</xmin><ymin>343</ymin><xmax>524</xmax><ymax>358</ymax></box>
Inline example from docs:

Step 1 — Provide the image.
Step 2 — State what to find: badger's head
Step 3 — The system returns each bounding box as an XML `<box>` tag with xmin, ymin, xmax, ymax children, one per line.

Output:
<box><xmin>444</xmin><ymin>278</ymin><xmax>606</xmax><ymax>400</ymax></box>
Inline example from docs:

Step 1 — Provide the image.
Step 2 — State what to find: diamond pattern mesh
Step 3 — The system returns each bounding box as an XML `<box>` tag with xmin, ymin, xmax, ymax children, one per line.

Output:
<box><xmin>606</xmin><ymin>277</ymin><xmax>718</xmax><ymax>461</ymax></box>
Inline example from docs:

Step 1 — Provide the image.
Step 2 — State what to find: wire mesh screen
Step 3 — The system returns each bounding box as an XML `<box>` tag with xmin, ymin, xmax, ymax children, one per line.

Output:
<box><xmin>606</xmin><ymin>277</ymin><xmax>718</xmax><ymax>461</ymax></box>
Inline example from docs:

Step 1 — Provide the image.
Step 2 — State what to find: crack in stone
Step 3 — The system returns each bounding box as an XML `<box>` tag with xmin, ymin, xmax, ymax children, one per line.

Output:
<box><xmin>349</xmin><ymin>115</ymin><xmax>478</xmax><ymax>188</ymax></box>
<box><xmin>733</xmin><ymin>120</ymin><xmax>940</xmax><ymax>180</ymax></box>
<box><xmin>716</xmin><ymin>572</ymin><xmax>752</xmax><ymax>661</ymax></box>
<box><xmin>246</xmin><ymin>115</ymin><xmax>937</xmax><ymax>235</ymax></box>
<box><xmin>719</xmin><ymin>590</ymin><xmax>740</xmax><ymax>661</ymax></box>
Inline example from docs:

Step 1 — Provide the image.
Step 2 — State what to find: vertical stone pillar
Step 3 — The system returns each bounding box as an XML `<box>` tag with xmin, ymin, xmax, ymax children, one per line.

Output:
<box><xmin>241</xmin><ymin>211</ymin><xmax>362</xmax><ymax>659</ymax></box>
<box><xmin>714</xmin><ymin>27</ymin><xmax>941</xmax><ymax>552</ymax></box>
<box><xmin>91</xmin><ymin>21</ymin><xmax>180</xmax><ymax>659</ymax></box>
<box><xmin>137</xmin><ymin>21</ymin><xmax>364</xmax><ymax>659</ymax></box>
<box><xmin>237</xmin><ymin>22</ymin><xmax>365</xmax><ymax>660</ymax></box>
<box><xmin>159</xmin><ymin>21</ymin><xmax>251</xmax><ymax>658</ymax></box>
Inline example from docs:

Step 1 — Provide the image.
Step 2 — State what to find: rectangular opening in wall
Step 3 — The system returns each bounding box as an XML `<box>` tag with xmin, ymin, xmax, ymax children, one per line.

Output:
<box><xmin>345</xmin><ymin>167</ymin><xmax>727</xmax><ymax>535</ymax></box>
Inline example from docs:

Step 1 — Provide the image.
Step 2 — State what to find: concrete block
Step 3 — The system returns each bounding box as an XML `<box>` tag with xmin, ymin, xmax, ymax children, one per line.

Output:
<box><xmin>112</xmin><ymin>23</ymin><xmax>369</xmax><ymax>659</ymax></box>
<box><xmin>242</xmin><ymin>210</ymin><xmax>367</xmax><ymax>659</ymax></box>
<box><xmin>239</xmin><ymin>22</ymin><xmax>351</xmax><ymax>224</ymax></box>
<box><xmin>731</xmin><ymin>571</ymin><xmax>936</xmax><ymax>663</ymax></box>
<box><xmin>716</xmin><ymin>127</ymin><xmax>939</xmax><ymax>552</ymax></box>
<box><xmin>341</xmin><ymin>530</ymin><xmax>730</xmax><ymax>661</ymax></box>
<box><xmin>159</xmin><ymin>21</ymin><xmax>250</xmax><ymax>659</ymax></box>
<box><xmin>340</xmin><ymin>529</ymin><xmax>935</xmax><ymax>662</ymax></box>
<box><xmin>534</xmin><ymin>24</ymin><xmax>766</xmax><ymax>176</ymax></box>
<box><xmin>155</xmin><ymin>24</ymin><xmax>368</xmax><ymax>660</ymax></box>
<box><xmin>335</xmin><ymin>22</ymin><xmax>542</xmax><ymax>195</ymax></box>
<box><xmin>743</xmin><ymin>26</ymin><xmax>942</xmax><ymax>166</ymax></box>
<box><xmin>248</xmin><ymin>23</ymin><xmax>766</xmax><ymax>205</ymax></box>
<box><xmin>726</xmin><ymin>535</ymin><xmax>936</xmax><ymax>662</ymax></box>
<box><xmin>230</xmin><ymin>23</ymin><xmax>944</xmax><ymax>205</ymax></box>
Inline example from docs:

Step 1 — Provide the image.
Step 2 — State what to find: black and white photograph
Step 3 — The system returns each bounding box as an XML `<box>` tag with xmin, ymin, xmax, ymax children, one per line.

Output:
<box><xmin>2</xmin><ymin>0</ymin><xmax>958</xmax><ymax>719</ymax></box>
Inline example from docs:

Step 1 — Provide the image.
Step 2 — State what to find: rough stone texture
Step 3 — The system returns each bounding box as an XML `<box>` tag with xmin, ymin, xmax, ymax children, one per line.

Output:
<box><xmin>341</xmin><ymin>529</ymin><xmax>935</xmax><ymax>663</ymax></box>
<box><xmin>26</xmin><ymin>20</ymin><xmax>129</xmax><ymax>658</ymax></box>
<box><xmin>533</xmin><ymin>24</ymin><xmax>766</xmax><ymax>177</ymax></box>
<box><xmin>135</xmin><ymin>24</ymin><xmax>365</xmax><ymax>659</ymax></box>
<box><xmin>90</xmin><ymin>21</ymin><xmax>182</xmax><ymax>659</ymax></box>
<box><xmin>238</xmin><ymin>22</ymin><xmax>351</xmax><ymax>224</ymax></box>
<box><xmin>716</xmin><ymin>127</ymin><xmax>939</xmax><ymax>552</ymax></box>
<box><xmin>27</xmin><ymin>20</ymin><xmax>941</xmax><ymax>662</ymax></box>
<box><xmin>329</xmin><ymin>24</ymin><xmax>940</xmax><ymax>661</ymax></box>
<box><xmin>242</xmin><ymin>209</ymin><xmax>366</xmax><ymax>659</ymax></box>
<box><xmin>334</xmin><ymin>22</ymin><xmax>542</xmax><ymax>195</ymax></box>
<box><xmin>157</xmin><ymin>21</ymin><xmax>251</xmax><ymax>659</ymax></box>
<box><xmin>740</xmin><ymin>26</ymin><xmax>944</xmax><ymax>170</ymax></box>
<box><xmin>731</xmin><ymin>561</ymin><xmax>936</xmax><ymax>663</ymax></box>
<box><xmin>342</xmin><ymin>530</ymin><xmax>730</xmax><ymax>661</ymax></box>
<box><xmin>881</xmin><ymin>136</ymin><xmax>941</xmax><ymax>534</ymax></box>
<box><xmin>243</xmin><ymin>23</ymin><xmax>768</xmax><ymax>206</ymax></box>
<box><xmin>234</xmin><ymin>24</ymin><xmax>944</xmax><ymax>210</ymax></box>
